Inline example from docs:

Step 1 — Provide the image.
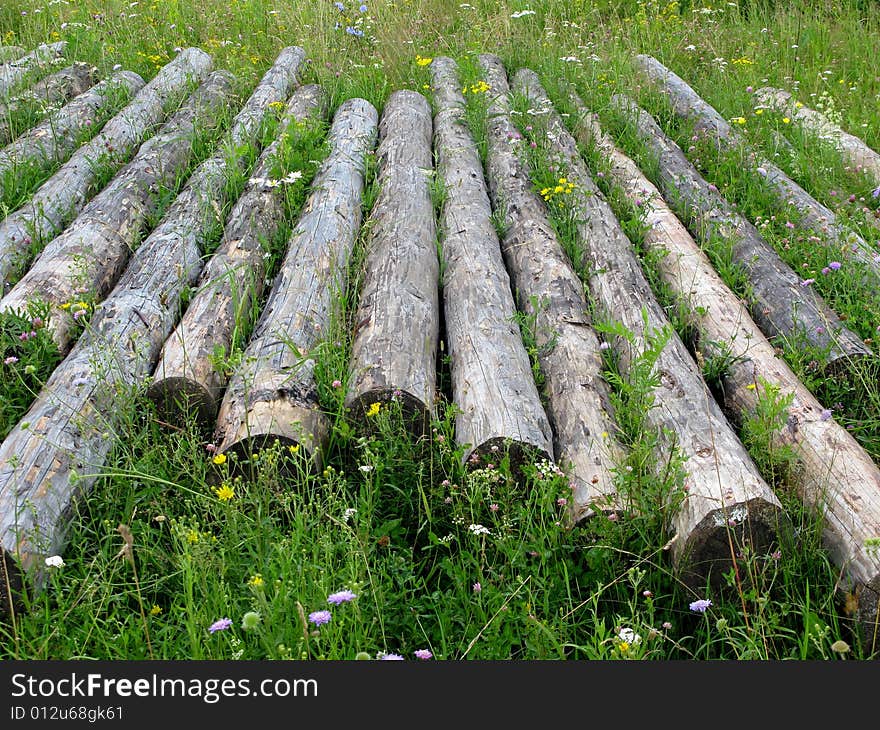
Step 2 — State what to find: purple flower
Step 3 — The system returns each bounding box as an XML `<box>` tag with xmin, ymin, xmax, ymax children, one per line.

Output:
<box><xmin>414</xmin><ymin>649</ymin><xmax>433</xmax><ymax>660</ymax></box>
<box><xmin>327</xmin><ymin>589</ymin><xmax>357</xmax><ymax>605</ymax></box>
<box><xmin>379</xmin><ymin>653</ymin><xmax>404</xmax><ymax>660</ymax></box>
<box><xmin>359</xmin><ymin>3</ymin><xmax>368</xmax><ymax>11</ymax></box>
<box><xmin>345</xmin><ymin>26</ymin><xmax>364</xmax><ymax>36</ymax></box>
<box><xmin>820</xmin><ymin>409</ymin><xmax>833</xmax><ymax>421</ymax></box>
<box><xmin>872</xmin><ymin>185</ymin><xmax>880</xmax><ymax>199</ymax></box>
<box><xmin>800</xmin><ymin>278</ymin><xmax>815</xmax><ymax>287</ymax></box>
<box><xmin>785</xmin><ymin>221</ymin><xmax>795</xmax><ymax>229</ymax></box>
<box><xmin>828</xmin><ymin>261</ymin><xmax>841</xmax><ymax>271</ymax></box>
<box><xmin>472</xmin><ymin>581</ymin><xmax>482</xmax><ymax>594</ymax></box>
<box><xmin>309</xmin><ymin>609</ymin><xmax>332</xmax><ymax>626</ymax></box>
<box><xmin>689</xmin><ymin>598</ymin><xmax>712</xmax><ymax>613</ymax></box>
<box><xmin>208</xmin><ymin>617</ymin><xmax>232</xmax><ymax>633</ymax></box>
<box><xmin>334</xmin><ymin>1</ymin><xmax>344</xmax><ymax>10</ymax></box>
<box><xmin>4</xmin><ymin>356</ymin><xmax>18</xmax><ymax>365</ymax></box>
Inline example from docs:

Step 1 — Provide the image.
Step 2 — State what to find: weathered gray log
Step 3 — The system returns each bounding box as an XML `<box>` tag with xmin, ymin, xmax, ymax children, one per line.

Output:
<box><xmin>0</xmin><ymin>42</ymin><xmax>66</xmax><ymax>97</ymax></box>
<box><xmin>0</xmin><ymin>62</ymin><xmax>98</xmax><ymax>145</ymax></box>
<box><xmin>429</xmin><ymin>56</ymin><xmax>553</xmax><ymax>471</ymax></box>
<box><xmin>582</xmin><ymin>109</ymin><xmax>880</xmax><ymax>652</ymax></box>
<box><xmin>610</xmin><ymin>94</ymin><xmax>872</xmax><ymax>375</ymax></box>
<box><xmin>478</xmin><ymin>57</ymin><xmax>621</xmax><ymax>521</ymax></box>
<box><xmin>0</xmin><ymin>70</ymin><xmax>236</xmax><ymax>353</ymax></box>
<box><xmin>0</xmin><ymin>70</ymin><xmax>143</xmax><ymax>198</ymax></box>
<box><xmin>0</xmin><ymin>51</ymin><xmax>309</xmax><ymax>619</ymax></box>
<box><xmin>148</xmin><ymin>84</ymin><xmax>327</xmax><ymax>426</ymax></box>
<box><xmin>344</xmin><ymin>90</ymin><xmax>439</xmax><ymax>434</ymax></box>
<box><xmin>0</xmin><ymin>47</ymin><xmax>26</xmax><ymax>64</ymax></box>
<box><xmin>0</xmin><ymin>47</ymin><xmax>212</xmax><ymax>291</ymax></box>
<box><xmin>515</xmin><ymin>68</ymin><xmax>786</xmax><ymax>581</ymax></box>
<box><xmin>634</xmin><ymin>55</ymin><xmax>880</xmax><ymax>277</ymax></box>
<box><xmin>214</xmin><ymin>97</ymin><xmax>377</xmax><ymax>468</ymax></box>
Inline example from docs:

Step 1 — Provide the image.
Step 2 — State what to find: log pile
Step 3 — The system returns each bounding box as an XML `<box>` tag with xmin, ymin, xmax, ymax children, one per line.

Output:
<box><xmin>0</xmin><ymin>42</ymin><xmax>67</xmax><ymax>97</ymax></box>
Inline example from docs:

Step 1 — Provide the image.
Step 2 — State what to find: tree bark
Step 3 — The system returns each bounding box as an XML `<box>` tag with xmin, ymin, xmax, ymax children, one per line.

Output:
<box><xmin>609</xmin><ymin>93</ymin><xmax>872</xmax><ymax>375</ymax></box>
<box><xmin>429</xmin><ymin>56</ymin><xmax>553</xmax><ymax>471</ymax></box>
<box><xmin>148</xmin><ymin>84</ymin><xmax>327</xmax><ymax>426</ymax></box>
<box><xmin>0</xmin><ymin>47</ymin><xmax>26</xmax><ymax>64</ymax></box>
<box><xmin>344</xmin><ymin>89</ymin><xmax>439</xmax><ymax>435</ymax></box>
<box><xmin>0</xmin><ymin>70</ymin><xmax>144</xmax><ymax>199</ymax></box>
<box><xmin>0</xmin><ymin>42</ymin><xmax>67</xmax><ymax>97</ymax></box>
<box><xmin>0</xmin><ymin>50</ymin><xmax>309</xmax><ymax>619</ymax></box>
<box><xmin>0</xmin><ymin>62</ymin><xmax>98</xmax><ymax>145</ymax></box>
<box><xmin>214</xmin><ymin>97</ymin><xmax>378</xmax><ymax>470</ymax></box>
<box><xmin>0</xmin><ymin>70</ymin><xmax>237</xmax><ymax>353</ymax></box>
<box><xmin>582</xmin><ymin>107</ymin><xmax>880</xmax><ymax>652</ymax></box>
<box><xmin>478</xmin><ymin>57</ymin><xmax>621</xmax><ymax>522</ymax></box>
<box><xmin>634</xmin><ymin>54</ymin><xmax>880</xmax><ymax>279</ymax></box>
<box><xmin>0</xmin><ymin>47</ymin><xmax>212</xmax><ymax>291</ymax></box>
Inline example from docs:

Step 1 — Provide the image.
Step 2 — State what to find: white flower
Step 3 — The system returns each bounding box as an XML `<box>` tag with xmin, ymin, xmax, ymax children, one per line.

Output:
<box><xmin>358</xmin><ymin>464</ymin><xmax>374</xmax><ymax>473</ymax></box>
<box><xmin>342</xmin><ymin>507</ymin><xmax>357</xmax><ymax>522</ymax></box>
<box><xmin>511</xmin><ymin>10</ymin><xmax>536</xmax><ymax>18</ymax></box>
<box><xmin>618</xmin><ymin>627</ymin><xmax>641</xmax><ymax>644</ymax></box>
<box><xmin>468</xmin><ymin>523</ymin><xmax>491</xmax><ymax>536</ymax></box>
<box><xmin>44</xmin><ymin>555</ymin><xmax>65</xmax><ymax>568</ymax></box>
<box><xmin>281</xmin><ymin>170</ymin><xmax>303</xmax><ymax>184</ymax></box>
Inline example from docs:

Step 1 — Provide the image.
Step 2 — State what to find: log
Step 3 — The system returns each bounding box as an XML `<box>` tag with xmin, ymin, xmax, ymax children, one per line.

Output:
<box><xmin>0</xmin><ymin>70</ymin><xmax>237</xmax><ymax>353</ymax></box>
<box><xmin>478</xmin><ymin>57</ymin><xmax>621</xmax><ymax>522</ymax></box>
<box><xmin>0</xmin><ymin>50</ymin><xmax>309</xmax><ymax>619</ymax></box>
<box><xmin>344</xmin><ymin>89</ymin><xmax>439</xmax><ymax>434</ymax></box>
<box><xmin>634</xmin><ymin>55</ymin><xmax>880</xmax><ymax>278</ymax></box>
<box><xmin>429</xmin><ymin>56</ymin><xmax>553</xmax><ymax>471</ymax></box>
<box><xmin>0</xmin><ymin>70</ymin><xmax>144</xmax><ymax>199</ymax></box>
<box><xmin>514</xmin><ymin>68</ymin><xmax>786</xmax><ymax>580</ymax></box>
<box><xmin>0</xmin><ymin>47</ymin><xmax>26</xmax><ymax>64</ymax></box>
<box><xmin>148</xmin><ymin>84</ymin><xmax>327</xmax><ymax>426</ymax></box>
<box><xmin>609</xmin><ymin>94</ymin><xmax>873</xmax><ymax>375</ymax></box>
<box><xmin>581</xmin><ymin>108</ymin><xmax>880</xmax><ymax>653</ymax></box>
<box><xmin>0</xmin><ymin>42</ymin><xmax>66</xmax><ymax>97</ymax></box>
<box><xmin>214</xmin><ymin>97</ymin><xmax>378</xmax><ymax>469</ymax></box>
<box><xmin>0</xmin><ymin>47</ymin><xmax>212</xmax><ymax>291</ymax></box>
<box><xmin>0</xmin><ymin>62</ymin><xmax>98</xmax><ymax>145</ymax></box>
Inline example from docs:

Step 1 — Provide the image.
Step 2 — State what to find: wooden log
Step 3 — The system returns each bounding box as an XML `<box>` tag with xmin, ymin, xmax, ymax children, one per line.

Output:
<box><xmin>0</xmin><ymin>70</ymin><xmax>144</xmax><ymax>199</ymax></box>
<box><xmin>514</xmin><ymin>68</ymin><xmax>786</xmax><ymax>580</ymax></box>
<box><xmin>148</xmin><ymin>84</ymin><xmax>327</xmax><ymax>427</ymax></box>
<box><xmin>609</xmin><ymin>93</ymin><xmax>873</xmax><ymax>375</ymax></box>
<box><xmin>0</xmin><ymin>62</ymin><xmax>98</xmax><ymax>145</ymax></box>
<box><xmin>478</xmin><ymin>57</ymin><xmax>621</xmax><ymax>522</ymax></box>
<box><xmin>0</xmin><ymin>47</ymin><xmax>212</xmax><ymax>291</ymax></box>
<box><xmin>429</xmin><ymin>56</ymin><xmax>553</xmax><ymax>471</ymax></box>
<box><xmin>0</xmin><ymin>52</ymin><xmax>309</xmax><ymax>619</ymax></box>
<box><xmin>0</xmin><ymin>42</ymin><xmax>66</xmax><ymax>97</ymax></box>
<box><xmin>0</xmin><ymin>70</ymin><xmax>237</xmax><ymax>353</ymax></box>
<box><xmin>581</xmin><ymin>108</ymin><xmax>880</xmax><ymax>653</ymax></box>
<box><xmin>634</xmin><ymin>54</ymin><xmax>880</xmax><ymax>278</ymax></box>
<box><xmin>344</xmin><ymin>89</ymin><xmax>439</xmax><ymax>434</ymax></box>
<box><xmin>0</xmin><ymin>47</ymin><xmax>26</xmax><ymax>64</ymax></box>
<box><xmin>214</xmin><ymin>97</ymin><xmax>378</xmax><ymax>469</ymax></box>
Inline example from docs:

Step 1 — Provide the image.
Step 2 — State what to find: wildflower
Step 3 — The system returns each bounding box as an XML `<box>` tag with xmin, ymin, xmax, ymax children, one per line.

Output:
<box><xmin>355</xmin><ymin>652</ymin><xmax>371</xmax><ymax>660</ymax></box>
<box><xmin>472</xmin><ymin>581</ymin><xmax>482</xmax><ymax>593</ymax></box>
<box><xmin>414</xmin><ymin>649</ymin><xmax>433</xmax><ymax>660</ymax></box>
<box><xmin>872</xmin><ymin>185</ymin><xmax>880</xmax><ymax>198</ymax></box>
<box><xmin>332</xmin><ymin>379</ymin><xmax>342</xmax><ymax>388</ymax></box>
<box><xmin>345</xmin><ymin>26</ymin><xmax>364</xmax><ymax>36</ymax></box>
<box><xmin>800</xmin><ymin>278</ymin><xmax>815</xmax><ymax>287</ymax></box>
<box><xmin>785</xmin><ymin>221</ymin><xmax>795</xmax><ymax>229</ymax></box>
<box><xmin>771</xmin><ymin>550</ymin><xmax>782</xmax><ymax>560</ymax></box>
<box><xmin>831</xmin><ymin>640</ymin><xmax>850</xmax><ymax>654</ymax></box>
<box><xmin>366</xmin><ymin>401</ymin><xmax>381</xmax><ymax>417</ymax></box>
<box><xmin>289</xmin><ymin>443</ymin><xmax>300</xmax><ymax>454</ymax></box>
<box><xmin>359</xmin><ymin>464</ymin><xmax>374</xmax><ymax>472</ymax></box>
<box><xmin>212</xmin><ymin>453</ymin><xmax>227</xmax><ymax>465</ymax></box>
<box><xmin>511</xmin><ymin>9</ymin><xmax>536</xmax><ymax>18</ymax></box>
<box><xmin>44</xmin><ymin>555</ymin><xmax>65</xmax><ymax>568</ymax></box>
<box><xmin>731</xmin><ymin>116</ymin><xmax>747</xmax><ymax>125</ymax></box>
<box><xmin>334</xmin><ymin>1</ymin><xmax>344</xmax><ymax>9</ymax></box>
<box><xmin>241</xmin><ymin>611</ymin><xmax>262</xmax><ymax>630</ymax></box>
<box><xmin>662</xmin><ymin>621</ymin><xmax>672</xmax><ymax>630</ymax></box>
<box><xmin>828</xmin><ymin>261</ymin><xmax>841</xmax><ymax>271</ymax></box>
<box><xmin>599</xmin><ymin>341</ymin><xmax>611</xmax><ymax>350</ymax></box>
<box><xmin>415</xmin><ymin>55</ymin><xmax>432</xmax><ymax>66</ymax></box>
<box><xmin>208</xmin><ymin>617</ymin><xmax>232</xmax><ymax>633</ymax></box>
<box><xmin>281</xmin><ymin>170</ymin><xmax>303</xmax><ymax>184</ymax></box>
<box><xmin>756</xmin><ymin>166</ymin><xmax>767</xmax><ymax>177</ymax></box>
<box><xmin>187</xmin><ymin>529</ymin><xmax>199</xmax><ymax>544</ymax></box>
<box><xmin>820</xmin><ymin>409</ymin><xmax>833</xmax><ymax>421</ymax></box>
<box><xmin>378</xmin><ymin>653</ymin><xmax>404</xmax><ymax>660</ymax></box>
<box><xmin>342</xmin><ymin>507</ymin><xmax>357</xmax><ymax>522</ymax></box>
<box><xmin>489</xmin><ymin>503</ymin><xmax>499</xmax><ymax>512</ymax></box>
<box><xmin>4</xmin><ymin>356</ymin><xmax>18</xmax><ymax>365</ymax></box>
<box><xmin>150</xmin><ymin>605</ymin><xmax>162</xmax><ymax>616</ymax></box>
<box><xmin>359</xmin><ymin>3</ymin><xmax>368</xmax><ymax>11</ymax></box>
<box><xmin>468</xmin><ymin>523</ymin><xmax>491</xmax><ymax>536</ymax></box>
<box><xmin>308</xmin><ymin>609</ymin><xmax>332</xmax><ymax>626</ymax></box>
<box><xmin>214</xmin><ymin>483</ymin><xmax>235</xmax><ymax>502</ymax></box>
<box><xmin>556</xmin><ymin>497</ymin><xmax>567</xmax><ymax>507</ymax></box>
<box><xmin>248</xmin><ymin>574</ymin><xmax>264</xmax><ymax>588</ymax></box>
<box><xmin>689</xmin><ymin>598</ymin><xmax>712</xmax><ymax>613</ymax></box>
<box><xmin>782</xmin><ymin>117</ymin><xmax>791</xmax><ymax>124</ymax></box>
<box><xmin>618</xmin><ymin>627</ymin><xmax>642</xmax><ymax>644</ymax></box>
<box><xmin>327</xmin><ymin>589</ymin><xmax>357</xmax><ymax>605</ymax></box>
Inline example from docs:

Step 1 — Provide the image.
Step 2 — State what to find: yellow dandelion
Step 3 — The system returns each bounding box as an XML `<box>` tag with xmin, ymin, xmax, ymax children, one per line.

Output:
<box><xmin>150</xmin><ymin>605</ymin><xmax>162</xmax><ymax>616</ymax></box>
<box><xmin>366</xmin><ymin>401</ymin><xmax>381</xmax><ymax>417</ymax></box>
<box><xmin>795</xmin><ymin>101</ymin><xmax>803</xmax><ymax>109</ymax></box>
<box><xmin>212</xmin><ymin>452</ymin><xmax>227</xmax><ymax>465</ymax></box>
<box><xmin>782</xmin><ymin>117</ymin><xmax>791</xmax><ymax>124</ymax></box>
<box><xmin>553</xmin><ymin>185</ymin><xmax>564</xmax><ymax>194</ymax></box>
<box><xmin>754</xmin><ymin>108</ymin><xmax>764</xmax><ymax>115</ymax></box>
<box><xmin>60</xmin><ymin>302</ymin><xmax>72</xmax><ymax>310</ymax></box>
<box><xmin>214</xmin><ymin>483</ymin><xmax>235</xmax><ymax>502</ymax></box>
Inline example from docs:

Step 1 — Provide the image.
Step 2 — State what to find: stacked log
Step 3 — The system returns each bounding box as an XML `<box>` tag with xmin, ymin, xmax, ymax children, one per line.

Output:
<box><xmin>344</xmin><ymin>89</ymin><xmax>439</xmax><ymax>435</ymax></box>
<box><xmin>580</xmin><ymin>105</ymin><xmax>880</xmax><ymax>652</ymax></box>
<box><xmin>0</xmin><ymin>47</ymin><xmax>212</xmax><ymax>291</ymax></box>
<box><xmin>0</xmin><ymin>70</ymin><xmax>144</xmax><ymax>198</ymax></box>
<box><xmin>0</xmin><ymin>47</ymin><xmax>26</xmax><ymax>64</ymax></box>
<box><xmin>148</xmin><ymin>84</ymin><xmax>327</xmax><ymax>426</ymax></box>
<box><xmin>609</xmin><ymin>94</ymin><xmax>872</xmax><ymax>375</ymax></box>
<box><xmin>0</xmin><ymin>62</ymin><xmax>98</xmax><ymax>145</ymax></box>
<box><xmin>0</xmin><ymin>48</ymin><xmax>308</xmax><ymax>618</ymax></box>
<box><xmin>477</xmin><ymin>56</ymin><xmax>621</xmax><ymax>521</ymax></box>
<box><xmin>0</xmin><ymin>70</ymin><xmax>237</xmax><ymax>353</ymax></box>
<box><xmin>429</xmin><ymin>56</ymin><xmax>553</xmax><ymax>471</ymax></box>
<box><xmin>633</xmin><ymin>55</ymin><xmax>880</xmax><ymax>278</ymax></box>
<box><xmin>214</xmin><ymin>98</ymin><xmax>377</xmax><ymax>470</ymax></box>
<box><xmin>0</xmin><ymin>42</ymin><xmax>67</xmax><ymax>97</ymax></box>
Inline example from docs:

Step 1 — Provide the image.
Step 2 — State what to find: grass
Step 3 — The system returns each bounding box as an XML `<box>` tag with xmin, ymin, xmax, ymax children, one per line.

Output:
<box><xmin>0</xmin><ymin>0</ymin><xmax>879</xmax><ymax>661</ymax></box>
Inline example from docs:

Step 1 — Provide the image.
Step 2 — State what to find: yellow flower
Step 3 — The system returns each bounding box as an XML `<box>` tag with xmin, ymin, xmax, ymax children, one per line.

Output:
<box><xmin>187</xmin><ymin>529</ymin><xmax>199</xmax><ymax>544</ymax></box>
<box><xmin>60</xmin><ymin>302</ymin><xmax>72</xmax><ymax>310</ymax></box>
<box><xmin>754</xmin><ymin>108</ymin><xmax>763</xmax><ymax>115</ymax></box>
<box><xmin>289</xmin><ymin>444</ymin><xmax>300</xmax><ymax>454</ymax></box>
<box><xmin>795</xmin><ymin>101</ymin><xmax>803</xmax><ymax>109</ymax></box>
<box><xmin>731</xmin><ymin>116</ymin><xmax>747</xmax><ymax>125</ymax></box>
<box><xmin>366</xmin><ymin>401</ymin><xmax>381</xmax><ymax>417</ymax></box>
<box><xmin>746</xmin><ymin>383</ymin><xmax>757</xmax><ymax>390</ymax></box>
<box><xmin>150</xmin><ymin>605</ymin><xmax>162</xmax><ymax>616</ymax></box>
<box><xmin>619</xmin><ymin>641</ymin><xmax>630</xmax><ymax>653</ymax></box>
<box><xmin>248</xmin><ymin>573</ymin><xmax>264</xmax><ymax>587</ymax></box>
<box><xmin>782</xmin><ymin>117</ymin><xmax>791</xmax><ymax>124</ymax></box>
<box><xmin>212</xmin><ymin>453</ymin><xmax>227</xmax><ymax>465</ymax></box>
<box><xmin>214</xmin><ymin>483</ymin><xmax>235</xmax><ymax>502</ymax></box>
<box><xmin>415</xmin><ymin>55</ymin><xmax>432</xmax><ymax>66</ymax></box>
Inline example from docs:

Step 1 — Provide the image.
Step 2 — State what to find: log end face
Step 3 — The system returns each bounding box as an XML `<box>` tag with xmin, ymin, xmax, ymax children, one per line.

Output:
<box><xmin>145</xmin><ymin>377</ymin><xmax>217</xmax><ymax>430</ymax></box>
<box><xmin>0</xmin><ymin>546</ymin><xmax>28</xmax><ymax>622</ymax></box>
<box><xmin>464</xmin><ymin>437</ymin><xmax>553</xmax><ymax>486</ymax></box>
<box><xmin>855</xmin><ymin>579</ymin><xmax>880</xmax><ymax>659</ymax></box>
<box><xmin>346</xmin><ymin>389</ymin><xmax>433</xmax><ymax>439</ymax></box>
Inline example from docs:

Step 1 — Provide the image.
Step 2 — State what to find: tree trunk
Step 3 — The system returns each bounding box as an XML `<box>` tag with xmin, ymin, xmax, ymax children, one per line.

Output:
<box><xmin>0</xmin><ymin>47</ymin><xmax>212</xmax><ymax>291</ymax></box>
<box><xmin>0</xmin><ymin>42</ymin><xmax>67</xmax><ymax>97</ymax></box>
<box><xmin>0</xmin><ymin>62</ymin><xmax>98</xmax><ymax>145</ymax></box>
<box><xmin>0</xmin><ymin>70</ymin><xmax>237</xmax><ymax>353</ymax></box>
<box><xmin>609</xmin><ymin>93</ymin><xmax>872</xmax><ymax>374</ymax></box>
<box><xmin>0</xmin><ymin>49</ymin><xmax>308</xmax><ymax>619</ymax></box>
<box><xmin>429</xmin><ymin>56</ymin><xmax>553</xmax><ymax>472</ymax></box>
<box><xmin>0</xmin><ymin>70</ymin><xmax>144</xmax><ymax>198</ymax></box>
<box><xmin>344</xmin><ymin>89</ymin><xmax>439</xmax><ymax>435</ymax></box>
<box><xmin>148</xmin><ymin>84</ymin><xmax>327</xmax><ymax>426</ymax></box>
<box><xmin>214</xmin><ymin>98</ymin><xmax>378</xmax><ymax>470</ymax></box>
<box><xmin>478</xmin><ymin>56</ymin><xmax>621</xmax><ymax>522</ymax></box>
<box><xmin>633</xmin><ymin>54</ymin><xmax>880</xmax><ymax>279</ymax></box>
<box><xmin>582</xmin><ymin>107</ymin><xmax>880</xmax><ymax>653</ymax></box>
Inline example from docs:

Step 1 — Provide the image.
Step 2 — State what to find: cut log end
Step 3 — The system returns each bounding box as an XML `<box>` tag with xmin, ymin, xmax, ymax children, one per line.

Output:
<box><xmin>0</xmin><ymin>546</ymin><xmax>28</xmax><ymax>620</ymax></box>
<box><xmin>346</xmin><ymin>388</ymin><xmax>433</xmax><ymax>438</ymax></box>
<box><xmin>220</xmin><ymin>434</ymin><xmax>318</xmax><ymax>486</ymax></box>
<box><xmin>464</xmin><ymin>437</ymin><xmax>553</xmax><ymax>483</ymax></box>
<box><xmin>856</xmin><ymin>580</ymin><xmax>880</xmax><ymax>657</ymax></box>
<box><xmin>145</xmin><ymin>377</ymin><xmax>217</xmax><ymax>430</ymax></box>
<box><xmin>821</xmin><ymin>351</ymin><xmax>879</xmax><ymax>390</ymax></box>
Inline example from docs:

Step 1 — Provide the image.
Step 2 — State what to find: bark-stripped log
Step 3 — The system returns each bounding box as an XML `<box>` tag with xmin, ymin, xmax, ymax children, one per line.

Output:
<box><xmin>214</xmin><ymin>98</ymin><xmax>377</xmax><ymax>469</ymax></box>
<box><xmin>0</xmin><ymin>70</ymin><xmax>144</xmax><ymax>198</ymax></box>
<box><xmin>0</xmin><ymin>47</ymin><xmax>212</xmax><ymax>291</ymax></box>
<box><xmin>430</xmin><ymin>56</ymin><xmax>553</xmax><ymax>470</ymax></box>
<box><xmin>479</xmin><ymin>57</ymin><xmax>621</xmax><ymax>522</ymax></box>
<box><xmin>0</xmin><ymin>62</ymin><xmax>98</xmax><ymax>145</ymax></box>
<box><xmin>634</xmin><ymin>55</ymin><xmax>880</xmax><ymax>278</ymax></box>
<box><xmin>582</xmin><ymin>108</ymin><xmax>880</xmax><ymax>652</ymax></box>
<box><xmin>344</xmin><ymin>90</ymin><xmax>439</xmax><ymax>435</ymax></box>
<box><xmin>515</xmin><ymin>68</ymin><xmax>786</xmax><ymax>580</ymax></box>
<box><xmin>0</xmin><ymin>42</ymin><xmax>66</xmax><ymax>97</ymax></box>
<box><xmin>148</xmin><ymin>84</ymin><xmax>327</xmax><ymax>426</ymax></box>
<box><xmin>0</xmin><ymin>47</ymin><xmax>26</xmax><ymax>64</ymax></box>
<box><xmin>0</xmin><ymin>52</ymin><xmax>308</xmax><ymax>619</ymax></box>
<box><xmin>0</xmin><ymin>70</ymin><xmax>237</xmax><ymax>353</ymax></box>
<box><xmin>609</xmin><ymin>94</ymin><xmax>872</xmax><ymax>375</ymax></box>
